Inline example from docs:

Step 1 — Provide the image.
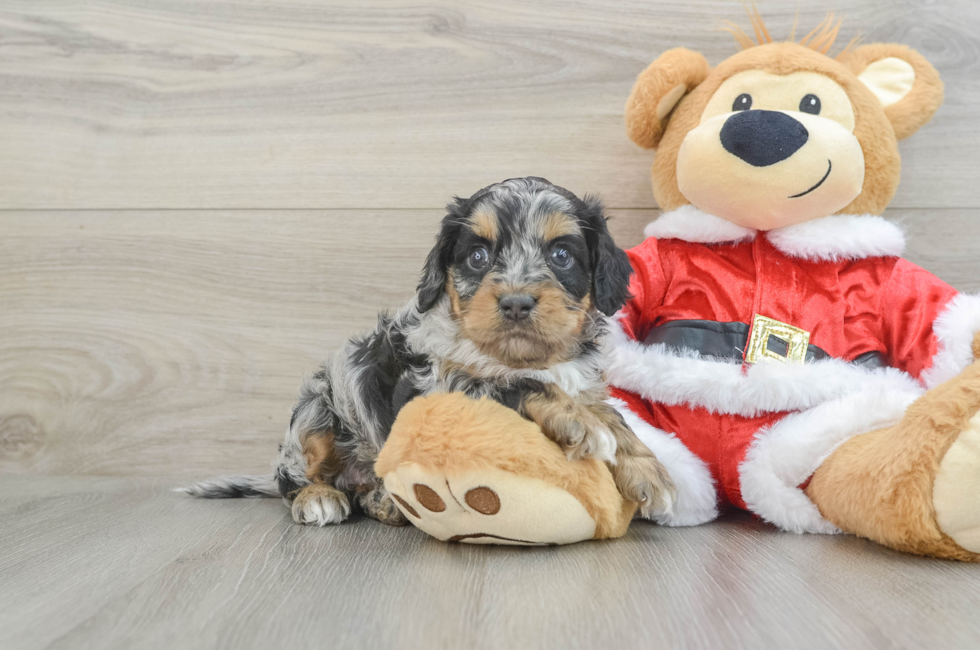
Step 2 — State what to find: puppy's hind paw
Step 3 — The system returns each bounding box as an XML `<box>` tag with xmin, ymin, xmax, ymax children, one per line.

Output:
<box><xmin>356</xmin><ymin>486</ymin><xmax>409</xmax><ymax>527</ymax></box>
<box><xmin>290</xmin><ymin>484</ymin><xmax>351</xmax><ymax>526</ymax></box>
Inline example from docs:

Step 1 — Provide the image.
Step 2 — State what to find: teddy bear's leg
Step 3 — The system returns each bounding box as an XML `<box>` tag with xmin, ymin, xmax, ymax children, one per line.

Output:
<box><xmin>376</xmin><ymin>392</ymin><xmax>637</xmax><ymax>545</ymax></box>
<box><xmin>806</xmin><ymin>352</ymin><xmax>980</xmax><ymax>561</ymax></box>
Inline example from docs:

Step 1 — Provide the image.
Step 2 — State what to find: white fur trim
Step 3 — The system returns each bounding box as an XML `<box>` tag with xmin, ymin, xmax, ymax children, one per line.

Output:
<box><xmin>766</xmin><ymin>214</ymin><xmax>906</xmax><ymax>261</ymax></box>
<box><xmin>605</xmin><ymin>319</ymin><xmax>922</xmax><ymax>417</ymax></box>
<box><xmin>608</xmin><ymin>398</ymin><xmax>719</xmax><ymax>526</ymax></box>
<box><xmin>643</xmin><ymin>205</ymin><xmax>755</xmax><ymax>244</ymax></box>
<box><xmin>739</xmin><ymin>381</ymin><xmax>921</xmax><ymax>534</ymax></box>
<box><xmin>921</xmin><ymin>293</ymin><xmax>980</xmax><ymax>389</ymax></box>
<box><xmin>644</xmin><ymin>206</ymin><xmax>905</xmax><ymax>261</ymax></box>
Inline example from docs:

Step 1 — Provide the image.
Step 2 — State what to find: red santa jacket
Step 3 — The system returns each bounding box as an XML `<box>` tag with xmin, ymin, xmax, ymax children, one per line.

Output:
<box><xmin>605</xmin><ymin>206</ymin><xmax>980</xmax><ymax>533</ymax></box>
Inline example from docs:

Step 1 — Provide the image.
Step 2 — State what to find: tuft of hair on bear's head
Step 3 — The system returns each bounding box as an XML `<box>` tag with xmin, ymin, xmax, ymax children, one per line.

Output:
<box><xmin>721</xmin><ymin>7</ymin><xmax>858</xmax><ymax>56</ymax></box>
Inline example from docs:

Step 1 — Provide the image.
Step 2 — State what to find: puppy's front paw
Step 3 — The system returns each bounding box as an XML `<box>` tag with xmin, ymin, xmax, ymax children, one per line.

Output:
<box><xmin>614</xmin><ymin>454</ymin><xmax>677</xmax><ymax>518</ymax></box>
<box><xmin>524</xmin><ymin>390</ymin><xmax>619</xmax><ymax>464</ymax></box>
<box><xmin>564</xmin><ymin>421</ymin><xmax>618</xmax><ymax>464</ymax></box>
<box><xmin>290</xmin><ymin>484</ymin><xmax>351</xmax><ymax>526</ymax></box>
<box><xmin>538</xmin><ymin>410</ymin><xmax>587</xmax><ymax>452</ymax></box>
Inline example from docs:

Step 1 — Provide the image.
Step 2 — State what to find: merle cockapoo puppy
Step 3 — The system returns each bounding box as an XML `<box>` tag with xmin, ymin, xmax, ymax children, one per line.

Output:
<box><xmin>183</xmin><ymin>177</ymin><xmax>675</xmax><ymax>526</ymax></box>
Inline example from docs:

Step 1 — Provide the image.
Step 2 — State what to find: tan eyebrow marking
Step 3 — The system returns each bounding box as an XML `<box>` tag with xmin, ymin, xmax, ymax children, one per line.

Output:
<box><xmin>469</xmin><ymin>210</ymin><xmax>499</xmax><ymax>242</ymax></box>
<box><xmin>541</xmin><ymin>211</ymin><xmax>581</xmax><ymax>241</ymax></box>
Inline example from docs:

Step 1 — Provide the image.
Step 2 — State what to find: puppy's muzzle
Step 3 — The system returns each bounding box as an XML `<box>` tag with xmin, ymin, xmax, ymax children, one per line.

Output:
<box><xmin>720</xmin><ymin>110</ymin><xmax>809</xmax><ymax>167</ymax></box>
<box><xmin>498</xmin><ymin>293</ymin><xmax>537</xmax><ymax>322</ymax></box>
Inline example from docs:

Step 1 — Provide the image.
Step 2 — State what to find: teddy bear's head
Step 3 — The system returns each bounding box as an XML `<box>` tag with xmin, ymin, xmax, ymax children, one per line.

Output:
<box><xmin>625</xmin><ymin>14</ymin><xmax>944</xmax><ymax>230</ymax></box>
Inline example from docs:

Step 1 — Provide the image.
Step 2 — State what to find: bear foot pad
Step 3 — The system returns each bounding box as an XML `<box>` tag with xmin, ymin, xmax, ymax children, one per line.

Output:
<box><xmin>383</xmin><ymin>463</ymin><xmax>597</xmax><ymax>545</ymax></box>
<box><xmin>934</xmin><ymin>411</ymin><xmax>980</xmax><ymax>553</ymax></box>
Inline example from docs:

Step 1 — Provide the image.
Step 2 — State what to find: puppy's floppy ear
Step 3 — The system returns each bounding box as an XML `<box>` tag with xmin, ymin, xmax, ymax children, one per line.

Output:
<box><xmin>625</xmin><ymin>48</ymin><xmax>711</xmax><ymax>150</ymax></box>
<box><xmin>417</xmin><ymin>199</ymin><xmax>466</xmax><ymax>312</ymax></box>
<box><xmin>838</xmin><ymin>43</ymin><xmax>943</xmax><ymax>140</ymax></box>
<box><xmin>581</xmin><ymin>195</ymin><xmax>633</xmax><ymax>316</ymax></box>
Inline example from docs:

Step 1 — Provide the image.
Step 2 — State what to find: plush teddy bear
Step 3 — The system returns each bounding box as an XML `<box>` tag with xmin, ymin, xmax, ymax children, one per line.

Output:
<box><xmin>607</xmin><ymin>12</ymin><xmax>980</xmax><ymax>560</ymax></box>
<box><xmin>378</xmin><ymin>14</ymin><xmax>980</xmax><ymax>558</ymax></box>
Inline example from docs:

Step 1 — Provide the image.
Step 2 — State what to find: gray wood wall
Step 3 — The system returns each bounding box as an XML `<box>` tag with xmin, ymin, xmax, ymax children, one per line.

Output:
<box><xmin>2</xmin><ymin>0</ymin><xmax>978</xmax><ymax>478</ymax></box>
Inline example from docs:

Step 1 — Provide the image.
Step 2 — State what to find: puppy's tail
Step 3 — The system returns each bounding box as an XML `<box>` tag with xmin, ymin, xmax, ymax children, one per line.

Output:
<box><xmin>175</xmin><ymin>474</ymin><xmax>280</xmax><ymax>499</ymax></box>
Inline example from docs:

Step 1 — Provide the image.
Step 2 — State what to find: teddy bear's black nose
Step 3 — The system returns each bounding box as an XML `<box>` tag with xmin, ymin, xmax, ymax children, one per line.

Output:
<box><xmin>720</xmin><ymin>110</ymin><xmax>809</xmax><ymax>167</ymax></box>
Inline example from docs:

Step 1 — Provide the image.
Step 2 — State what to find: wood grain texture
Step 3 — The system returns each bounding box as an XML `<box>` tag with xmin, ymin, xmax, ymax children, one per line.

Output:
<box><xmin>0</xmin><ymin>0</ymin><xmax>978</xmax><ymax>209</ymax></box>
<box><xmin>1</xmin><ymin>476</ymin><xmax>979</xmax><ymax>650</ymax></box>
<box><xmin>1</xmin><ymin>208</ymin><xmax>977</xmax><ymax>477</ymax></box>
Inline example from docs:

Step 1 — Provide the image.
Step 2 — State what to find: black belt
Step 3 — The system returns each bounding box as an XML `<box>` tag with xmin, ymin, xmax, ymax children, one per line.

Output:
<box><xmin>643</xmin><ymin>319</ymin><xmax>888</xmax><ymax>369</ymax></box>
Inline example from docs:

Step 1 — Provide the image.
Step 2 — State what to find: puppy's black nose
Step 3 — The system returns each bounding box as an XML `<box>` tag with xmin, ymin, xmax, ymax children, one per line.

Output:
<box><xmin>499</xmin><ymin>294</ymin><xmax>537</xmax><ymax>321</ymax></box>
<box><xmin>720</xmin><ymin>110</ymin><xmax>809</xmax><ymax>167</ymax></box>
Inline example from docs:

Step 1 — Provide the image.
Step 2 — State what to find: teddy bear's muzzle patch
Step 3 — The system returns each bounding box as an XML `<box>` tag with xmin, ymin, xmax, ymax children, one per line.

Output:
<box><xmin>676</xmin><ymin>111</ymin><xmax>865</xmax><ymax>230</ymax></box>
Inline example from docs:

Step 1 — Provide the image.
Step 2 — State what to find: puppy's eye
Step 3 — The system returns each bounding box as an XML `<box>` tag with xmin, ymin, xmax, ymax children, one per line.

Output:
<box><xmin>732</xmin><ymin>93</ymin><xmax>752</xmax><ymax>111</ymax></box>
<box><xmin>467</xmin><ymin>247</ymin><xmax>490</xmax><ymax>271</ymax></box>
<box><xmin>550</xmin><ymin>246</ymin><xmax>573</xmax><ymax>270</ymax></box>
<box><xmin>800</xmin><ymin>94</ymin><xmax>821</xmax><ymax>115</ymax></box>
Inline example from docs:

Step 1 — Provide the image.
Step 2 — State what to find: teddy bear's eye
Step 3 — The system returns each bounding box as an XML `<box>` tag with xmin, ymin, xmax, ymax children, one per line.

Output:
<box><xmin>732</xmin><ymin>93</ymin><xmax>753</xmax><ymax>111</ymax></box>
<box><xmin>800</xmin><ymin>94</ymin><xmax>821</xmax><ymax>115</ymax></box>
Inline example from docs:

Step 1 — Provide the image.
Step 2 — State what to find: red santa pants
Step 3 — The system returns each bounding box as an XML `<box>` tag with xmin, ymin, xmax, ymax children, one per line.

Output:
<box><xmin>611</xmin><ymin>388</ymin><xmax>790</xmax><ymax>510</ymax></box>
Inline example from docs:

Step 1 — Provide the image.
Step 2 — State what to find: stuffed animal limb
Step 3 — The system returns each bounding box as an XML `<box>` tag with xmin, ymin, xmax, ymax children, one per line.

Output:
<box><xmin>807</xmin><ymin>333</ymin><xmax>980</xmax><ymax>561</ymax></box>
<box><xmin>376</xmin><ymin>392</ymin><xmax>636</xmax><ymax>545</ymax></box>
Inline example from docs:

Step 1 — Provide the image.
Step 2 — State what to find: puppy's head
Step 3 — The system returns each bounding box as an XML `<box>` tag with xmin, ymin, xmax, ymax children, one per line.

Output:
<box><xmin>417</xmin><ymin>177</ymin><xmax>632</xmax><ymax>369</ymax></box>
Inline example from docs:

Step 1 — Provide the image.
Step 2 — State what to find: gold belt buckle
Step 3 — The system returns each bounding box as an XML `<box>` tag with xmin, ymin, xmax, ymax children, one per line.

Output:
<box><xmin>744</xmin><ymin>314</ymin><xmax>810</xmax><ymax>364</ymax></box>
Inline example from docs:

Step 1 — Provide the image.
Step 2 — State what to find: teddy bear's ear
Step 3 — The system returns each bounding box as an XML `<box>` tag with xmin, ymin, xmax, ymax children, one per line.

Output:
<box><xmin>838</xmin><ymin>43</ymin><xmax>943</xmax><ymax>140</ymax></box>
<box><xmin>625</xmin><ymin>48</ymin><xmax>711</xmax><ymax>150</ymax></box>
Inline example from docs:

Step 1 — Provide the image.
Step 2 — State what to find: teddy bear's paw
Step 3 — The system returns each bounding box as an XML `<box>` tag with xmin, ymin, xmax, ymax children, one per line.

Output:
<box><xmin>613</xmin><ymin>453</ymin><xmax>677</xmax><ymax>518</ymax></box>
<box><xmin>290</xmin><ymin>484</ymin><xmax>351</xmax><ymax>526</ymax></box>
<box><xmin>933</xmin><ymin>410</ymin><xmax>980</xmax><ymax>553</ymax></box>
<box><xmin>382</xmin><ymin>462</ymin><xmax>598</xmax><ymax>545</ymax></box>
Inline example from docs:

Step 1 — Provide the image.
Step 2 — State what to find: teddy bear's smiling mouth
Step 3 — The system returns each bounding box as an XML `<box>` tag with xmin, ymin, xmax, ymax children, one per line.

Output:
<box><xmin>788</xmin><ymin>159</ymin><xmax>833</xmax><ymax>198</ymax></box>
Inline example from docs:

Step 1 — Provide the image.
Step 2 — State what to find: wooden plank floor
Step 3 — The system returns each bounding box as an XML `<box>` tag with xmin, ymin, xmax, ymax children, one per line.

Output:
<box><xmin>2</xmin><ymin>476</ymin><xmax>980</xmax><ymax>650</ymax></box>
<box><xmin>2</xmin><ymin>1</ymin><xmax>980</xmax><ymax>648</ymax></box>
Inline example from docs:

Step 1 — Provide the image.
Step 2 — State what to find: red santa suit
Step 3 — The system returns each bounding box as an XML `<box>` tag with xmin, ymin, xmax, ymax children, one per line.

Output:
<box><xmin>605</xmin><ymin>206</ymin><xmax>980</xmax><ymax>533</ymax></box>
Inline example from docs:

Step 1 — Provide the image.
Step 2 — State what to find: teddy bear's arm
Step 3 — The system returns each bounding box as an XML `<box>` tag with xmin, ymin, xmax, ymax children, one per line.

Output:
<box><xmin>879</xmin><ymin>258</ymin><xmax>980</xmax><ymax>385</ymax></box>
<box><xmin>617</xmin><ymin>238</ymin><xmax>669</xmax><ymax>341</ymax></box>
